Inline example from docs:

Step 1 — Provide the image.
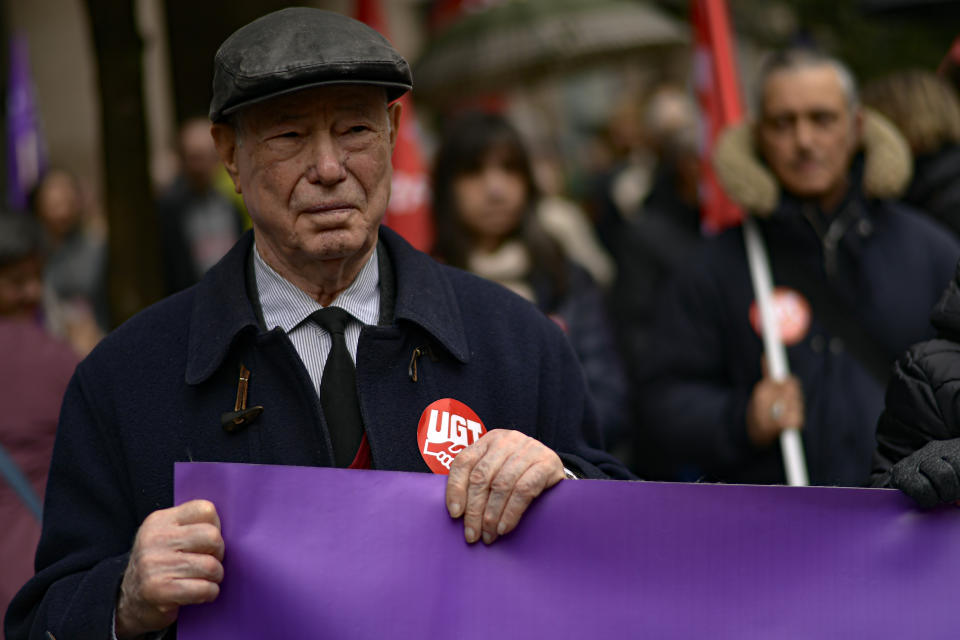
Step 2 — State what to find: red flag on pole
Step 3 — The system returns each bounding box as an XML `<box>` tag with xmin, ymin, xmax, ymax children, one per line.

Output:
<box><xmin>691</xmin><ymin>0</ymin><xmax>744</xmax><ymax>233</ymax></box>
<box><xmin>355</xmin><ymin>0</ymin><xmax>434</xmax><ymax>252</ymax></box>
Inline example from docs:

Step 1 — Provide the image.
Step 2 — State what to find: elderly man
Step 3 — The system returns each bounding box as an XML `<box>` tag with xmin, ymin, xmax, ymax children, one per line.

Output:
<box><xmin>5</xmin><ymin>9</ymin><xmax>628</xmax><ymax>640</ymax></box>
<box><xmin>632</xmin><ymin>48</ymin><xmax>959</xmax><ymax>486</ymax></box>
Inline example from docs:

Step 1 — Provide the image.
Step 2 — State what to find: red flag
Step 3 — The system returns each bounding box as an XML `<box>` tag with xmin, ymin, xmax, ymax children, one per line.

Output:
<box><xmin>427</xmin><ymin>0</ymin><xmax>466</xmax><ymax>33</ymax></box>
<box><xmin>355</xmin><ymin>0</ymin><xmax>434</xmax><ymax>252</ymax></box>
<box><xmin>691</xmin><ymin>0</ymin><xmax>744</xmax><ymax>233</ymax></box>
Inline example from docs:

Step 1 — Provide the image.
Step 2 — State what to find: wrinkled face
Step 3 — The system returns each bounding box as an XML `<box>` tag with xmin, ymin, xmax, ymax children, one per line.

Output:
<box><xmin>453</xmin><ymin>151</ymin><xmax>528</xmax><ymax>247</ymax></box>
<box><xmin>215</xmin><ymin>85</ymin><xmax>399</xmax><ymax>269</ymax></box>
<box><xmin>0</xmin><ymin>255</ymin><xmax>43</xmax><ymax>318</ymax></box>
<box><xmin>757</xmin><ymin>65</ymin><xmax>861</xmax><ymax>208</ymax></box>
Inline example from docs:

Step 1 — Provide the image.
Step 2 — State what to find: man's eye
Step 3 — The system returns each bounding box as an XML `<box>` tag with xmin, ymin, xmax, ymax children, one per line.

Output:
<box><xmin>348</xmin><ymin>125</ymin><xmax>370</xmax><ymax>134</ymax></box>
<box><xmin>811</xmin><ymin>111</ymin><xmax>838</xmax><ymax>126</ymax></box>
<box><xmin>771</xmin><ymin>117</ymin><xmax>792</xmax><ymax>130</ymax></box>
<box><xmin>278</xmin><ymin>131</ymin><xmax>300</xmax><ymax>138</ymax></box>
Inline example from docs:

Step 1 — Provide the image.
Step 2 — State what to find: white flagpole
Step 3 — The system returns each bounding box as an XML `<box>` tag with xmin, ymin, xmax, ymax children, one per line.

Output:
<box><xmin>742</xmin><ymin>217</ymin><xmax>809</xmax><ymax>486</ymax></box>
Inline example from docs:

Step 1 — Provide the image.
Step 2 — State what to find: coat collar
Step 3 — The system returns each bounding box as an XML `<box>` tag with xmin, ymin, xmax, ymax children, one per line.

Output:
<box><xmin>712</xmin><ymin>108</ymin><xmax>912</xmax><ymax>216</ymax></box>
<box><xmin>185</xmin><ymin>226</ymin><xmax>469</xmax><ymax>385</ymax></box>
<box><xmin>379</xmin><ymin>225</ymin><xmax>470</xmax><ymax>364</ymax></box>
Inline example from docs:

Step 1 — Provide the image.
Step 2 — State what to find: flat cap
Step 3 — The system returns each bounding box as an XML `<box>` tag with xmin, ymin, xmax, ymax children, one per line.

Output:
<box><xmin>209</xmin><ymin>8</ymin><xmax>412</xmax><ymax>122</ymax></box>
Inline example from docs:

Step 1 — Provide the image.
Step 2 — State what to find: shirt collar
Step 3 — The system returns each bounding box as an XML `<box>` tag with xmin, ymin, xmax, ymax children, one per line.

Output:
<box><xmin>253</xmin><ymin>241</ymin><xmax>381</xmax><ymax>333</ymax></box>
<box><xmin>185</xmin><ymin>228</ymin><xmax>469</xmax><ymax>386</ymax></box>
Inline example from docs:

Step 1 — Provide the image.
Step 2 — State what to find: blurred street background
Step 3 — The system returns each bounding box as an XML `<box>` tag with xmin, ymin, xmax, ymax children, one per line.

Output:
<box><xmin>3</xmin><ymin>0</ymin><xmax>956</xmax><ymax>328</ymax></box>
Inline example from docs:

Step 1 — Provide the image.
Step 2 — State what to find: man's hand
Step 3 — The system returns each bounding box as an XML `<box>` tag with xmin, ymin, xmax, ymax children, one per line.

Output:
<box><xmin>115</xmin><ymin>500</ymin><xmax>225</xmax><ymax>639</ymax></box>
<box><xmin>446</xmin><ymin>429</ymin><xmax>565</xmax><ymax>545</ymax></box>
<box><xmin>891</xmin><ymin>439</ymin><xmax>960</xmax><ymax>508</ymax></box>
<box><xmin>746</xmin><ymin>374</ymin><xmax>805</xmax><ymax>447</ymax></box>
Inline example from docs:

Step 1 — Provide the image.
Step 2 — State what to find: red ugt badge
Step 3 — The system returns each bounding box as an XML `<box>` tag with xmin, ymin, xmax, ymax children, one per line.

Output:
<box><xmin>417</xmin><ymin>398</ymin><xmax>487</xmax><ymax>475</ymax></box>
<box><xmin>749</xmin><ymin>287</ymin><xmax>812</xmax><ymax>346</ymax></box>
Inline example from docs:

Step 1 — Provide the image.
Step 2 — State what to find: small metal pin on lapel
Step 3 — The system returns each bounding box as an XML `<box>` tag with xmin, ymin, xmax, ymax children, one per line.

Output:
<box><xmin>221</xmin><ymin>363</ymin><xmax>264</xmax><ymax>432</ymax></box>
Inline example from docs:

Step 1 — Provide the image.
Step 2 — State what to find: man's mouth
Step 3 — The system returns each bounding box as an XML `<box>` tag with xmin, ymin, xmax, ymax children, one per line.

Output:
<box><xmin>302</xmin><ymin>202</ymin><xmax>355</xmax><ymax>214</ymax></box>
<box><xmin>792</xmin><ymin>159</ymin><xmax>821</xmax><ymax>173</ymax></box>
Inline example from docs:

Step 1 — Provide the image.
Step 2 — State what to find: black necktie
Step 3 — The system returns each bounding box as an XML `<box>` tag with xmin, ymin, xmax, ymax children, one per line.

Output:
<box><xmin>310</xmin><ymin>307</ymin><xmax>364</xmax><ymax>467</ymax></box>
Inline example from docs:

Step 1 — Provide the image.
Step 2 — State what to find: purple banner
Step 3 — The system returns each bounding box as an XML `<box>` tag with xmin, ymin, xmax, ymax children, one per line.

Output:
<box><xmin>175</xmin><ymin>463</ymin><xmax>960</xmax><ymax>638</ymax></box>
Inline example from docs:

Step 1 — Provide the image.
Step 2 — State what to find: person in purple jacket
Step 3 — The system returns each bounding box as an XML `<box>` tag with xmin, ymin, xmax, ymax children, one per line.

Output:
<box><xmin>0</xmin><ymin>213</ymin><xmax>78</xmax><ymax>619</ymax></box>
<box><xmin>5</xmin><ymin>9</ymin><xmax>630</xmax><ymax>640</ymax></box>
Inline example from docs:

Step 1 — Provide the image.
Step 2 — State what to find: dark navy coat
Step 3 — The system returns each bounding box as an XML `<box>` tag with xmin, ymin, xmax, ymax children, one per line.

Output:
<box><xmin>5</xmin><ymin>227</ymin><xmax>630</xmax><ymax>640</ymax></box>
<box><xmin>635</xmin><ymin>188</ymin><xmax>960</xmax><ymax>487</ymax></box>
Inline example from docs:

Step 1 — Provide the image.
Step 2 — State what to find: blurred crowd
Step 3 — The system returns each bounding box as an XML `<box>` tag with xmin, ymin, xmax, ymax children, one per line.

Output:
<box><xmin>4</xmin><ymin>17</ymin><xmax>960</xmax><ymax>615</ymax></box>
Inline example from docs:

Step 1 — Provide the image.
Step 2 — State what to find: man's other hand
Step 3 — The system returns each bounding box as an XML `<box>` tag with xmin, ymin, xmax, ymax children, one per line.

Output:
<box><xmin>746</xmin><ymin>374</ymin><xmax>805</xmax><ymax>447</ymax></box>
<box><xmin>891</xmin><ymin>438</ymin><xmax>960</xmax><ymax>508</ymax></box>
<box><xmin>115</xmin><ymin>499</ymin><xmax>225</xmax><ymax>638</ymax></box>
<box><xmin>445</xmin><ymin>429</ymin><xmax>565</xmax><ymax>545</ymax></box>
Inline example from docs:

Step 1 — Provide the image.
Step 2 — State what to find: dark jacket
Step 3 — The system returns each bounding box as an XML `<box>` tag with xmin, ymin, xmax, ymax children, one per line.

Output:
<box><xmin>156</xmin><ymin>175</ymin><xmax>244</xmax><ymax>295</ymax></box>
<box><xmin>5</xmin><ymin>227</ymin><xmax>630</xmax><ymax>640</ymax></box>
<box><xmin>872</xmin><ymin>260</ymin><xmax>960</xmax><ymax>485</ymax></box>
<box><xmin>609</xmin><ymin>165</ymin><xmax>704</xmax><ymax>384</ymax></box>
<box><xmin>905</xmin><ymin>144</ymin><xmax>960</xmax><ymax>239</ymax></box>
<box><xmin>633</xmin><ymin>113</ymin><xmax>960</xmax><ymax>486</ymax></box>
<box><xmin>530</xmin><ymin>261</ymin><xmax>629</xmax><ymax>445</ymax></box>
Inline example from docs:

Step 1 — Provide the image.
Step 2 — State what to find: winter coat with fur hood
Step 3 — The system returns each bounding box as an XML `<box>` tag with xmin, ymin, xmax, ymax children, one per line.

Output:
<box><xmin>633</xmin><ymin>110</ymin><xmax>960</xmax><ymax>486</ymax></box>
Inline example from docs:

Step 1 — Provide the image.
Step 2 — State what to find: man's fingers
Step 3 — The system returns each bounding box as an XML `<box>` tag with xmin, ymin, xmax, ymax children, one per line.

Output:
<box><xmin>133</xmin><ymin>547</ymin><xmax>224</xmax><ymax>587</ymax></box>
<box><xmin>176</xmin><ymin>523</ymin><xmax>226</xmax><ymax>561</ymax></box>
<box><xmin>446</xmin><ymin>438</ymin><xmax>489</xmax><ymax>519</ymax></box>
<box><xmin>497</xmin><ymin>462</ymin><xmax>563</xmax><ymax>537</ymax></box>
<box><xmin>117</xmin><ymin>502</ymin><xmax>224</xmax><ymax>638</ymax></box>
<box><xmin>181</xmin><ymin>552</ymin><xmax>224</xmax><ymax>584</ymax></box>
<box><xmin>174</xmin><ymin>500</ymin><xmax>221</xmax><ymax>528</ymax></box>
<box><xmin>166</xmin><ymin>578</ymin><xmax>221</xmax><ymax>605</ymax></box>
<box><xmin>136</xmin><ymin>521</ymin><xmax>224</xmax><ymax>563</ymax></box>
<box><xmin>480</xmin><ymin>442</ymin><xmax>540</xmax><ymax>544</ymax></box>
<box><xmin>770</xmin><ymin>377</ymin><xmax>805</xmax><ymax>430</ymax></box>
<box><xmin>447</xmin><ymin>430</ymin><xmax>564</xmax><ymax>545</ymax></box>
<box><xmin>462</xmin><ymin>439</ymin><xmax>513</xmax><ymax>544</ymax></box>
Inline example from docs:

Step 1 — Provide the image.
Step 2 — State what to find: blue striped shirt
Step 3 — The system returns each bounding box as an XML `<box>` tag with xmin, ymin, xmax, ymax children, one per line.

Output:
<box><xmin>253</xmin><ymin>242</ymin><xmax>380</xmax><ymax>398</ymax></box>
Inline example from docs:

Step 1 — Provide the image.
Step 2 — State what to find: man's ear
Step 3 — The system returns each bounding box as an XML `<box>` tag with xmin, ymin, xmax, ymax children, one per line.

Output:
<box><xmin>211</xmin><ymin>123</ymin><xmax>242</xmax><ymax>194</ymax></box>
<box><xmin>387</xmin><ymin>101</ymin><xmax>403</xmax><ymax>152</ymax></box>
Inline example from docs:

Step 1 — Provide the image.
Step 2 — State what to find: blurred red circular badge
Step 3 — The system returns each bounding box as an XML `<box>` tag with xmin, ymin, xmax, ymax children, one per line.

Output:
<box><xmin>417</xmin><ymin>398</ymin><xmax>487</xmax><ymax>475</ymax></box>
<box><xmin>749</xmin><ymin>287</ymin><xmax>812</xmax><ymax>346</ymax></box>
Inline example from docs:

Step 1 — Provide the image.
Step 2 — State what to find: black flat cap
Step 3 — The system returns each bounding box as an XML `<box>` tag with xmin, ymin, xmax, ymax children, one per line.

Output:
<box><xmin>209</xmin><ymin>8</ymin><xmax>412</xmax><ymax>122</ymax></box>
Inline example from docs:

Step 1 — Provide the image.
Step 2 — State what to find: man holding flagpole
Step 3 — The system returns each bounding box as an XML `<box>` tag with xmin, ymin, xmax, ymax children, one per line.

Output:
<box><xmin>634</xmin><ymin>48</ymin><xmax>959</xmax><ymax>486</ymax></box>
<box><xmin>5</xmin><ymin>9</ymin><xmax>629</xmax><ymax>639</ymax></box>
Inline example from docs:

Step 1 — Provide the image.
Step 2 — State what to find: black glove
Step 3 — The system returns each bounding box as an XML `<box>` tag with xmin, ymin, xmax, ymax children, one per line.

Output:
<box><xmin>890</xmin><ymin>438</ymin><xmax>960</xmax><ymax>508</ymax></box>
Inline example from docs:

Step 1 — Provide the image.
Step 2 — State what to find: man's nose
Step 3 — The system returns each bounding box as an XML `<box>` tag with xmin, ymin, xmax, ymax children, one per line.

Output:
<box><xmin>794</xmin><ymin>119</ymin><xmax>815</xmax><ymax>150</ymax></box>
<box><xmin>306</xmin><ymin>135</ymin><xmax>347</xmax><ymax>185</ymax></box>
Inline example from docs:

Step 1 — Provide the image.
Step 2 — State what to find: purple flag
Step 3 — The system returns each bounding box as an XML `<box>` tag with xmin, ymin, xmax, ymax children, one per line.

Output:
<box><xmin>175</xmin><ymin>462</ymin><xmax>960</xmax><ymax>638</ymax></box>
<box><xmin>6</xmin><ymin>33</ymin><xmax>46</xmax><ymax>212</ymax></box>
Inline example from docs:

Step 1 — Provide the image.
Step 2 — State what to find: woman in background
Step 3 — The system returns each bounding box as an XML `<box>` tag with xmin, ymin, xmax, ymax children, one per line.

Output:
<box><xmin>863</xmin><ymin>69</ymin><xmax>960</xmax><ymax>237</ymax></box>
<box><xmin>430</xmin><ymin>112</ymin><xmax>630</xmax><ymax>449</ymax></box>
<box><xmin>30</xmin><ymin>169</ymin><xmax>107</xmax><ymax>355</ymax></box>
